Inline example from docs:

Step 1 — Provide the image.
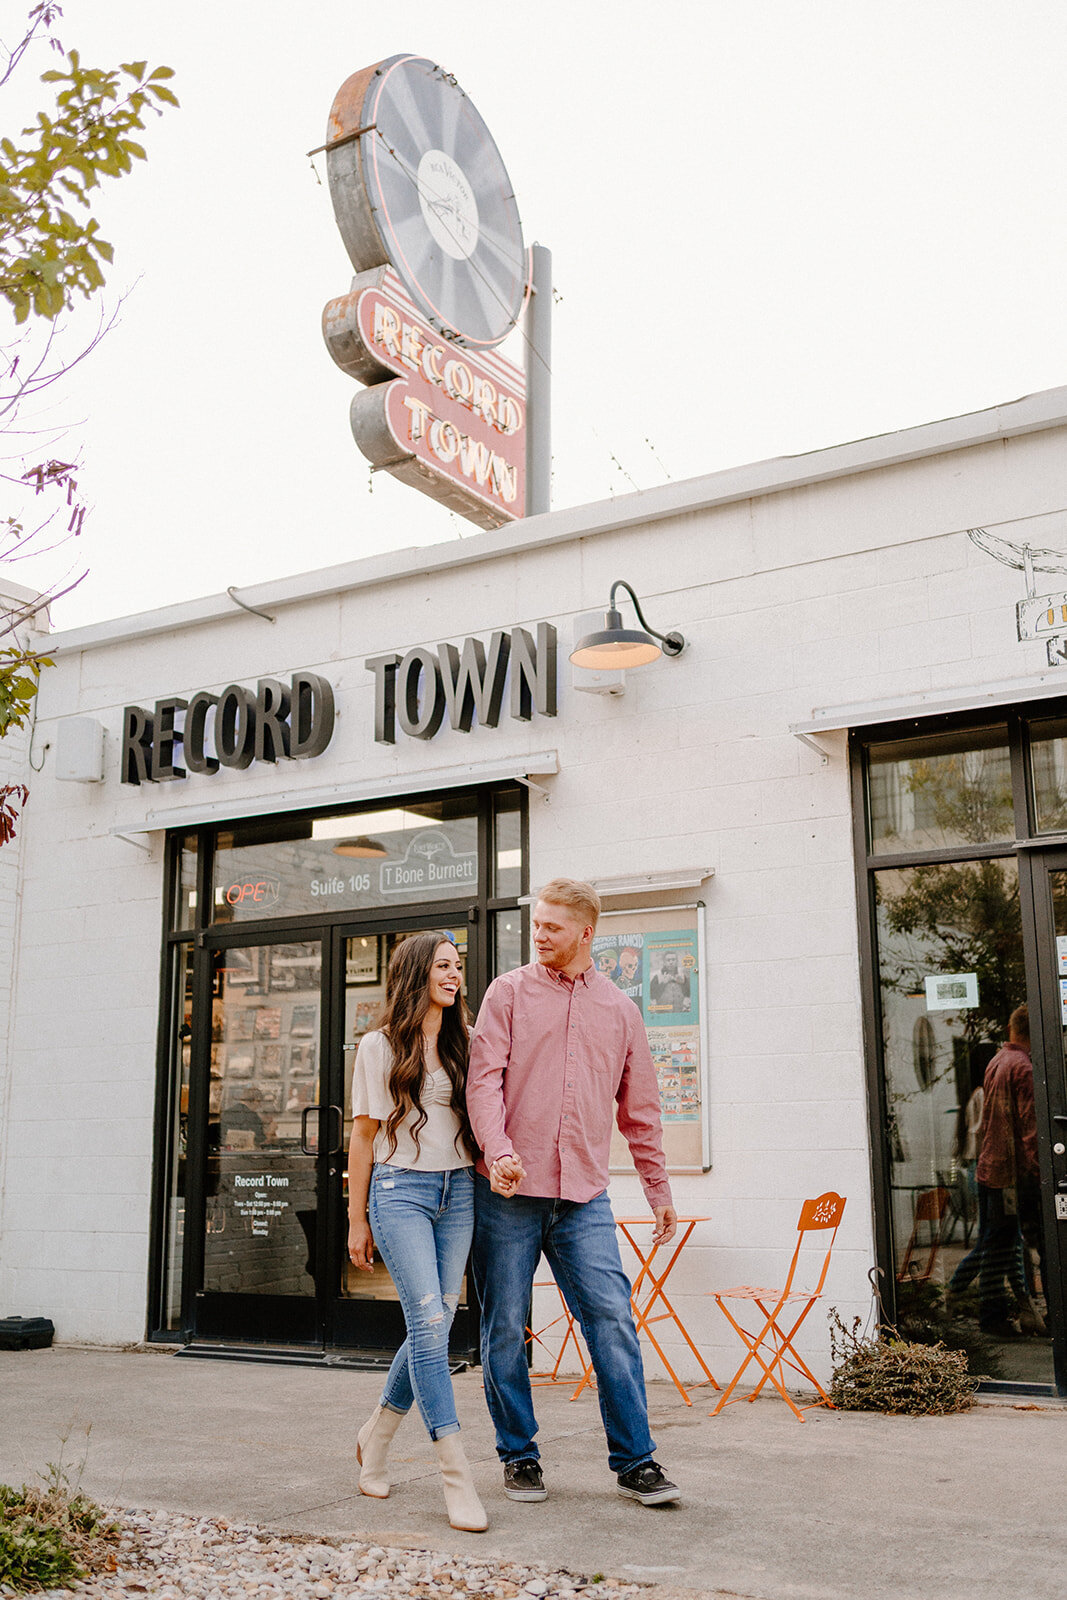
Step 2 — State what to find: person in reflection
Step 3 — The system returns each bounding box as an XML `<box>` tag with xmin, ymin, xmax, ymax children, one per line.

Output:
<box><xmin>956</xmin><ymin>1005</ymin><xmax>1047</xmax><ymax>1337</ymax></box>
<box><xmin>466</xmin><ymin>878</ymin><xmax>680</xmax><ymax>1508</ymax></box>
<box><xmin>218</xmin><ymin>1084</ymin><xmax>271</xmax><ymax>1149</ymax></box>
<box><xmin>347</xmin><ymin>933</ymin><xmax>486</xmax><ymax>1533</ymax></box>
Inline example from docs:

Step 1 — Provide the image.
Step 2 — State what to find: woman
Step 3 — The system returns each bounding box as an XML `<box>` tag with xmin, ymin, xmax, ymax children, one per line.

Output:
<box><xmin>347</xmin><ymin>932</ymin><xmax>486</xmax><ymax>1533</ymax></box>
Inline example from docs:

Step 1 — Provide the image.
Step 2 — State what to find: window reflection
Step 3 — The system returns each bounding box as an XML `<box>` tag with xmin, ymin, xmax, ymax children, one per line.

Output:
<box><xmin>868</xmin><ymin>730</ymin><xmax>1014</xmax><ymax>854</ymax></box>
<box><xmin>203</xmin><ymin>940</ymin><xmax>321</xmax><ymax>1298</ymax></box>
<box><xmin>160</xmin><ymin>944</ymin><xmax>194</xmax><ymax>1329</ymax></box>
<box><xmin>1030</xmin><ymin>718</ymin><xmax>1067</xmax><ymax>833</ymax></box>
<box><xmin>493</xmin><ymin>788</ymin><xmax>522</xmax><ymax>897</ymax></box>
<box><xmin>874</xmin><ymin>857</ymin><xmax>1052</xmax><ymax>1383</ymax></box>
<box><xmin>213</xmin><ymin>797</ymin><xmax>480</xmax><ymax>923</ymax></box>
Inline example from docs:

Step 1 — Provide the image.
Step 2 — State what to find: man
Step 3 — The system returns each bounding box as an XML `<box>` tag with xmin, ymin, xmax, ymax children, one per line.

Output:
<box><xmin>648</xmin><ymin>948</ymin><xmax>691</xmax><ymax>1013</ymax></box>
<box><xmin>467</xmin><ymin>878</ymin><xmax>679</xmax><ymax>1507</ymax></box>
<box><xmin>973</xmin><ymin>1004</ymin><xmax>1046</xmax><ymax>1336</ymax></box>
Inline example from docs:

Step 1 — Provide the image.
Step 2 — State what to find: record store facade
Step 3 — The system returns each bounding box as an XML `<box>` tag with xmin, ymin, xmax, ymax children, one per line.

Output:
<box><xmin>4</xmin><ymin>386</ymin><xmax>1067</xmax><ymax>1392</ymax></box>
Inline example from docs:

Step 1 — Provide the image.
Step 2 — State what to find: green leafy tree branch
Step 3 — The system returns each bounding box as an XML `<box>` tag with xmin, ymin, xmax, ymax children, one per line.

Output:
<box><xmin>0</xmin><ymin>3</ymin><xmax>177</xmax><ymax>844</ymax></box>
<box><xmin>0</xmin><ymin>45</ymin><xmax>177</xmax><ymax>322</ymax></box>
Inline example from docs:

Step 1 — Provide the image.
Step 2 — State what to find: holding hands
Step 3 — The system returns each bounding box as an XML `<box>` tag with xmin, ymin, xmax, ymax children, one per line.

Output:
<box><xmin>489</xmin><ymin>1152</ymin><xmax>525</xmax><ymax>1197</ymax></box>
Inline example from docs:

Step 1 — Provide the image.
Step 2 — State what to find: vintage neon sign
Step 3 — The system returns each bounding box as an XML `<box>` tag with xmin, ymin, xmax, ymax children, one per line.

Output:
<box><xmin>323</xmin><ymin>268</ymin><xmax>526</xmax><ymax>526</ymax></box>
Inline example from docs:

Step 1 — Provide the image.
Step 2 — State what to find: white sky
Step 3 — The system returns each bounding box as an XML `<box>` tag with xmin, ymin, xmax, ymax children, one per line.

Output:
<box><xmin>5</xmin><ymin>0</ymin><xmax>1067</xmax><ymax>629</ymax></box>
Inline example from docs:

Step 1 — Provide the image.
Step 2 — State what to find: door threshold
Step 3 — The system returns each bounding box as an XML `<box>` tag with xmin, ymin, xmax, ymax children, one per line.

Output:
<box><xmin>976</xmin><ymin>1379</ymin><xmax>1063</xmax><ymax>1402</ymax></box>
<box><xmin>176</xmin><ymin>1341</ymin><xmax>470</xmax><ymax>1373</ymax></box>
<box><xmin>176</xmin><ymin>1341</ymin><xmax>327</xmax><ymax>1369</ymax></box>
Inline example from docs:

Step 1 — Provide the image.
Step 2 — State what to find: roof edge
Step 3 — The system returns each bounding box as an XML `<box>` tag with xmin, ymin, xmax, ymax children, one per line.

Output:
<box><xmin>48</xmin><ymin>384</ymin><xmax>1067</xmax><ymax>657</ymax></box>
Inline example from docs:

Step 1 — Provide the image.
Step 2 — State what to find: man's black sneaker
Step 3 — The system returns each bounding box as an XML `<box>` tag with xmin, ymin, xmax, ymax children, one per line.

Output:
<box><xmin>616</xmin><ymin>1460</ymin><xmax>679</xmax><ymax>1505</ymax></box>
<box><xmin>503</xmin><ymin>1458</ymin><xmax>547</xmax><ymax>1501</ymax></box>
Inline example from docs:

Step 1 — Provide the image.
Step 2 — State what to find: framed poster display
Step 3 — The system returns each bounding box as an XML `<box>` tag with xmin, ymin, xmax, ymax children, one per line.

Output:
<box><xmin>599</xmin><ymin>904</ymin><xmax>710</xmax><ymax>1174</ymax></box>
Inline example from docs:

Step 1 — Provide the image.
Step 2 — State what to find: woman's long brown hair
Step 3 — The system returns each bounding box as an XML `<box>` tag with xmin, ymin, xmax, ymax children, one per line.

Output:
<box><xmin>377</xmin><ymin>931</ymin><xmax>476</xmax><ymax>1162</ymax></box>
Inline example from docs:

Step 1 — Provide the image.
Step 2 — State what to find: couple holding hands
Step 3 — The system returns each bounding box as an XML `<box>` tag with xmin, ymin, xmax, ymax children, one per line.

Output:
<box><xmin>347</xmin><ymin>877</ymin><xmax>679</xmax><ymax>1533</ymax></box>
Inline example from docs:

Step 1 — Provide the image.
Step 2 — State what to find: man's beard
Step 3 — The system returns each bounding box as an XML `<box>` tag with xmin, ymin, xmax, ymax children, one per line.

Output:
<box><xmin>537</xmin><ymin>935</ymin><xmax>581</xmax><ymax>970</ymax></box>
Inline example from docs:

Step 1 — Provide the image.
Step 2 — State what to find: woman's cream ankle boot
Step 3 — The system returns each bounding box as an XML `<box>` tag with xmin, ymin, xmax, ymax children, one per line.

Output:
<box><xmin>433</xmin><ymin>1432</ymin><xmax>488</xmax><ymax>1531</ymax></box>
<box><xmin>356</xmin><ymin>1405</ymin><xmax>404</xmax><ymax>1497</ymax></box>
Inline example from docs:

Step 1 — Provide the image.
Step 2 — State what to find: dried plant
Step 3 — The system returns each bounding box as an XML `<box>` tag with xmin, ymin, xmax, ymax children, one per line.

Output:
<box><xmin>828</xmin><ymin>1307</ymin><xmax>978</xmax><ymax>1416</ymax></box>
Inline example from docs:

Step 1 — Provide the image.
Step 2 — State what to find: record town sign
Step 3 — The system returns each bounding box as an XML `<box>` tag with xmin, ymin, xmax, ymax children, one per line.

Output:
<box><xmin>319</xmin><ymin>53</ymin><xmax>530</xmax><ymax>530</ymax></box>
<box><xmin>120</xmin><ymin>624</ymin><xmax>557</xmax><ymax>783</ymax></box>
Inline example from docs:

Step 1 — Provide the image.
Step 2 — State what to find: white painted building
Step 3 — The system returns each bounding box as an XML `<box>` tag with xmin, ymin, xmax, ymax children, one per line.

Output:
<box><xmin>3</xmin><ymin>386</ymin><xmax>1067</xmax><ymax>1394</ymax></box>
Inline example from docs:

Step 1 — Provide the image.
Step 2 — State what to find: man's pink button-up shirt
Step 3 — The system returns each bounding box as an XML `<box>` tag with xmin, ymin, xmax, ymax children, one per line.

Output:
<box><xmin>466</xmin><ymin>961</ymin><xmax>673</xmax><ymax>1209</ymax></box>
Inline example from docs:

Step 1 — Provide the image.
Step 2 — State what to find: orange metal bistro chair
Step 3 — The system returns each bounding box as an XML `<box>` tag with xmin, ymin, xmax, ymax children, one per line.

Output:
<box><xmin>896</xmin><ymin>1186</ymin><xmax>950</xmax><ymax>1282</ymax></box>
<box><xmin>711</xmin><ymin>1192</ymin><xmax>847</xmax><ymax>1422</ymax></box>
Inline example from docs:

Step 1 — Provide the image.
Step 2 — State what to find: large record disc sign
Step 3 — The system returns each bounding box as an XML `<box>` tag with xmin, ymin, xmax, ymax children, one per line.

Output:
<box><xmin>322</xmin><ymin>54</ymin><xmax>530</xmax><ymax>528</ymax></box>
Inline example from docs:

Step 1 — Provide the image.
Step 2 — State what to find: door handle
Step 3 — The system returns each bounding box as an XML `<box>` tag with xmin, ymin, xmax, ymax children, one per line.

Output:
<box><xmin>1053</xmin><ymin>1115</ymin><xmax>1067</xmax><ymax>1125</ymax></box>
<box><xmin>300</xmin><ymin>1105</ymin><xmax>344</xmax><ymax>1155</ymax></box>
<box><xmin>300</xmin><ymin>1106</ymin><xmax>320</xmax><ymax>1155</ymax></box>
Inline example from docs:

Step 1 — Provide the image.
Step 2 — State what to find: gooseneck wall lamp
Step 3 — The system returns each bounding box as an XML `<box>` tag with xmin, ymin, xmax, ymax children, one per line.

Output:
<box><xmin>569</xmin><ymin>580</ymin><xmax>686</xmax><ymax>671</ymax></box>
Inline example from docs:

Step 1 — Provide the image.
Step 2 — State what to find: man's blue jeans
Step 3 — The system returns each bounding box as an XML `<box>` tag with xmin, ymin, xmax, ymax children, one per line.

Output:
<box><xmin>369</xmin><ymin>1163</ymin><xmax>474</xmax><ymax>1440</ymax></box>
<box><xmin>472</xmin><ymin>1175</ymin><xmax>656</xmax><ymax>1474</ymax></box>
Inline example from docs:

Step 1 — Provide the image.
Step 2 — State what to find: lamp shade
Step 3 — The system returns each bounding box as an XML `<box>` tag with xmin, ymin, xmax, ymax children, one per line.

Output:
<box><xmin>569</xmin><ymin>607</ymin><xmax>663</xmax><ymax>670</ymax></box>
<box><xmin>332</xmin><ymin>835</ymin><xmax>389</xmax><ymax>858</ymax></box>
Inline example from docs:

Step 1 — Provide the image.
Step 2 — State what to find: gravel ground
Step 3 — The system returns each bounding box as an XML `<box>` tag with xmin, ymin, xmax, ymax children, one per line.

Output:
<box><xmin>14</xmin><ymin>1509</ymin><xmax>648</xmax><ymax>1600</ymax></box>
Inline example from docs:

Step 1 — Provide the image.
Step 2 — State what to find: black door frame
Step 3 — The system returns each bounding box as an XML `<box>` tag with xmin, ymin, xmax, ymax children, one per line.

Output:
<box><xmin>183</xmin><ymin>901</ymin><xmax>482</xmax><ymax>1351</ymax></box>
<box><xmin>1017</xmin><ymin>845</ymin><xmax>1067</xmax><ymax>1391</ymax></box>
<box><xmin>851</xmin><ymin>705</ymin><xmax>1067</xmax><ymax>1393</ymax></box>
<box><xmin>187</xmin><ymin>918</ymin><xmax>330</xmax><ymax>1347</ymax></box>
<box><xmin>150</xmin><ymin>780</ymin><xmax>527</xmax><ymax>1351</ymax></box>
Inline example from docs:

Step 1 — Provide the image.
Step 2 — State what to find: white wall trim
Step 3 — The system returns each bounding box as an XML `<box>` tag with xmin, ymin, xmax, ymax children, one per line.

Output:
<box><xmin>112</xmin><ymin>750</ymin><xmax>561</xmax><ymax>835</ymax></box>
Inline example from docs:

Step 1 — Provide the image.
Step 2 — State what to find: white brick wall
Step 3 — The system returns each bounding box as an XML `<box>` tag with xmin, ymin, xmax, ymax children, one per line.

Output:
<box><xmin>3</xmin><ymin>392</ymin><xmax>1066</xmax><ymax>1370</ymax></box>
<box><xmin>0</xmin><ymin>581</ymin><xmax>48</xmax><ymax>1326</ymax></box>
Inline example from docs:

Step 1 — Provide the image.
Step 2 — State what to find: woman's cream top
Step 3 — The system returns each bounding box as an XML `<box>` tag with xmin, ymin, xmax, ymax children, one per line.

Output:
<box><xmin>351</xmin><ymin>1029</ymin><xmax>472</xmax><ymax>1171</ymax></box>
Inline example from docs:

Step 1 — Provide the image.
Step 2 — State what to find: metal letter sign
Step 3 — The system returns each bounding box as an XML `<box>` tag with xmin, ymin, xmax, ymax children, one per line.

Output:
<box><xmin>320</xmin><ymin>54</ymin><xmax>529</xmax><ymax>529</ymax></box>
<box><xmin>1017</xmin><ymin>590</ymin><xmax>1067</xmax><ymax>665</ymax></box>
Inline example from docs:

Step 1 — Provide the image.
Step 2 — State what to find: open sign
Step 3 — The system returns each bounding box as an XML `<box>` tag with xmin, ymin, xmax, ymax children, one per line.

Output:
<box><xmin>225</xmin><ymin>877</ymin><xmax>281</xmax><ymax>908</ymax></box>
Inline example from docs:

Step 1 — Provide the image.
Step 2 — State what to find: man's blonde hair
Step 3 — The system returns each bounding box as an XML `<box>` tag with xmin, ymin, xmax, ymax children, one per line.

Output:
<box><xmin>536</xmin><ymin>877</ymin><xmax>601</xmax><ymax>930</ymax></box>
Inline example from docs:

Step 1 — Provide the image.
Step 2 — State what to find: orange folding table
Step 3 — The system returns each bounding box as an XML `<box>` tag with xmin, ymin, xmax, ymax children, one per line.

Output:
<box><xmin>571</xmin><ymin>1215</ymin><xmax>718</xmax><ymax>1406</ymax></box>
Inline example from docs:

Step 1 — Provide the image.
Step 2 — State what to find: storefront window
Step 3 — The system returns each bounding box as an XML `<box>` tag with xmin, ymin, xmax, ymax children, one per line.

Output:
<box><xmin>494</xmin><ymin>909</ymin><xmax>523</xmax><ymax>974</ymax></box>
<box><xmin>873</xmin><ymin>855</ymin><xmax>1052</xmax><ymax>1383</ymax></box>
<box><xmin>1029</xmin><ymin>717</ymin><xmax>1067</xmax><ymax>833</ymax></box>
<box><xmin>213</xmin><ymin>795</ymin><xmax>479</xmax><ymax>923</ymax></box>
<box><xmin>867</xmin><ymin>729</ymin><xmax>1013</xmax><ymax>854</ymax></box>
<box><xmin>203</xmin><ymin>940</ymin><xmax>322</xmax><ymax>1297</ymax></box>
<box><xmin>493</xmin><ymin>787</ymin><xmax>522</xmax><ymax>897</ymax></box>
<box><xmin>155</xmin><ymin>784</ymin><xmax>523</xmax><ymax>1351</ymax></box>
<box><xmin>159</xmin><ymin>944</ymin><xmax>194</xmax><ymax>1330</ymax></box>
<box><xmin>172</xmin><ymin>833</ymin><xmax>198</xmax><ymax>932</ymax></box>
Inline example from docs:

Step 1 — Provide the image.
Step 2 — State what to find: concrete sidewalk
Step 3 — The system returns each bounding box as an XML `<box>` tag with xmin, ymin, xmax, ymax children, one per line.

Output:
<box><xmin>1</xmin><ymin>1346</ymin><xmax>1065</xmax><ymax>1600</ymax></box>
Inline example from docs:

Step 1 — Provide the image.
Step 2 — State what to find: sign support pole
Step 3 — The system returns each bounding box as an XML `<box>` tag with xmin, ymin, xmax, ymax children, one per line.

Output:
<box><xmin>525</xmin><ymin>243</ymin><xmax>552</xmax><ymax>517</ymax></box>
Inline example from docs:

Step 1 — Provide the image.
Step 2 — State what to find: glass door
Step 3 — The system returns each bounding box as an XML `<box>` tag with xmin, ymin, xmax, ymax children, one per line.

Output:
<box><xmin>325</xmin><ymin>918</ymin><xmax>479</xmax><ymax>1358</ymax></box>
<box><xmin>873</xmin><ymin>854</ymin><xmax>1059</xmax><ymax>1385</ymax></box>
<box><xmin>191</xmin><ymin>931</ymin><xmax>329</xmax><ymax>1345</ymax></box>
<box><xmin>1022</xmin><ymin>851</ymin><xmax>1067</xmax><ymax>1389</ymax></box>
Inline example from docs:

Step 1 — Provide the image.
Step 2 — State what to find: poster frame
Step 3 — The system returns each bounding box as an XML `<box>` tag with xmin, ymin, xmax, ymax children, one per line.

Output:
<box><xmin>600</xmin><ymin>900</ymin><xmax>711</xmax><ymax>1175</ymax></box>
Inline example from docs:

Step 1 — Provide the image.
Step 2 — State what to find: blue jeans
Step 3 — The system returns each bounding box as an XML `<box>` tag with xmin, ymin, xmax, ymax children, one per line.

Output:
<box><xmin>369</xmin><ymin>1163</ymin><xmax>474</xmax><ymax>1440</ymax></box>
<box><xmin>949</xmin><ymin>1182</ymin><xmax>1028</xmax><ymax>1324</ymax></box>
<box><xmin>472</xmin><ymin>1175</ymin><xmax>656</xmax><ymax>1475</ymax></box>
